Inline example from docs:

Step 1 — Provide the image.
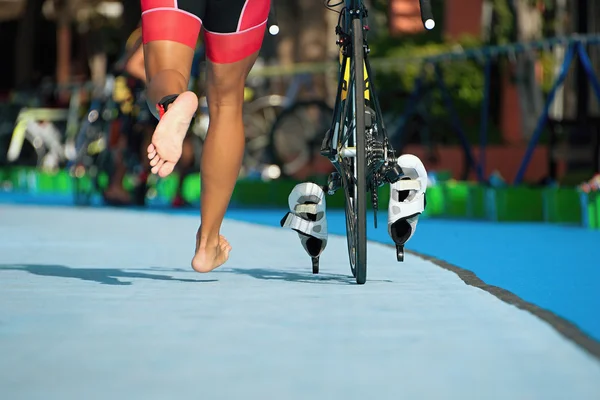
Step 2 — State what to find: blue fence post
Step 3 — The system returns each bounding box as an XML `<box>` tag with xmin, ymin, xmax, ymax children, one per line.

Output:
<box><xmin>433</xmin><ymin>64</ymin><xmax>484</xmax><ymax>182</ymax></box>
<box><xmin>577</xmin><ymin>42</ymin><xmax>600</xmax><ymax>104</ymax></box>
<box><xmin>480</xmin><ymin>58</ymin><xmax>493</xmax><ymax>183</ymax></box>
<box><xmin>513</xmin><ymin>43</ymin><xmax>577</xmax><ymax>185</ymax></box>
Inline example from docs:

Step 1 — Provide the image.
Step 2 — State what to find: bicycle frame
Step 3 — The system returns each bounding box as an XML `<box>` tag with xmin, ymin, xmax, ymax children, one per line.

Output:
<box><xmin>317</xmin><ymin>0</ymin><xmax>434</xmax><ymax>283</ymax></box>
<box><xmin>347</xmin><ymin>0</ymin><xmax>362</xmax><ymax>9</ymax></box>
<box><xmin>322</xmin><ymin>0</ymin><xmax>390</xmax><ymax>185</ymax></box>
<box><xmin>322</xmin><ymin>2</ymin><xmax>360</xmax><ymax>167</ymax></box>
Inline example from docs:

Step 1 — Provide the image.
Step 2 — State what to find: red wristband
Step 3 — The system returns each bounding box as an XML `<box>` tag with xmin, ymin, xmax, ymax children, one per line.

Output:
<box><xmin>156</xmin><ymin>94</ymin><xmax>179</xmax><ymax>119</ymax></box>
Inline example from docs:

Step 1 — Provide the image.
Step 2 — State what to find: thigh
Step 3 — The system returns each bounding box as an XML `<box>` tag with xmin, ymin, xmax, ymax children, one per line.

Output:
<box><xmin>141</xmin><ymin>0</ymin><xmax>207</xmax><ymax>81</ymax></box>
<box><xmin>141</xmin><ymin>0</ymin><xmax>206</xmax><ymax>49</ymax></box>
<box><xmin>205</xmin><ymin>54</ymin><xmax>259</xmax><ymax>108</ymax></box>
<box><xmin>202</xmin><ymin>0</ymin><xmax>271</xmax><ymax>64</ymax></box>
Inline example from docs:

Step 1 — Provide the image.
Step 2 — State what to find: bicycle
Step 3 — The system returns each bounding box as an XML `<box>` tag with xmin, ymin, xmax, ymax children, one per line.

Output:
<box><xmin>5</xmin><ymin>83</ymin><xmax>86</xmax><ymax>171</ymax></box>
<box><xmin>71</xmin><ymin>75</ymin><xmax>159</xmax><ymax>206</ymax></box>
<box><xmin>266</xmin><ymin>98</ymin><xmax>333</xmax><ymax>180</ymax></box>
<box><xmin>318</xmin><ymin>0</ymin><xmax>434</xmax><ymax>284</ymax></box>
<box><xmin>193</xmin><ymin>69</ymin><xmax>329</xmax><ymax>179</ymax></box>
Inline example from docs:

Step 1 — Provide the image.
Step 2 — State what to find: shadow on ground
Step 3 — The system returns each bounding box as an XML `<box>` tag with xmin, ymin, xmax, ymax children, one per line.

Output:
<box><xmin>224</xmin><ymin>267</ymin><xmax>392</xmax><ymax>285</ymax></box>
<box><xmin>0</xmin><ymin>264</ymin><xmax>217</xmax><ymax>285</ymax></box>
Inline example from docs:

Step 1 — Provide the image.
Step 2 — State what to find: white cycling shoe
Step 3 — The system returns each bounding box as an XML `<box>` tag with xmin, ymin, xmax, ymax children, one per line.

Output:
<box><xmin>388</xmin><ymin>154</ymin><xmax>428</xmax><ymax>262</ymax></box>
<box><xmin>280</xmin><ymin>182</ymin><xmax>328</xmax><ymax>273</ymax></box>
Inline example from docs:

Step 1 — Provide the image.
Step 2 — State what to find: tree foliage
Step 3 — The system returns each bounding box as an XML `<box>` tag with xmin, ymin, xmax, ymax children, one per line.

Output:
<box><xmin>364</xmin><ymin>0</ymin><xmax>552</xmax><ymax>145</ymax></box>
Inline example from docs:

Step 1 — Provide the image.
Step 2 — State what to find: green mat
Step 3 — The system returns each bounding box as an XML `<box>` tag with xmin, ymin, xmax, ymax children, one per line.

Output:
<box><xmin>544</xmin><ymin>188</ymin><xmax>582</xmax><ymax>224</ymax></box>
<box><xmin>1</xmin><ymin>167</ymin><xmax>598</xmax><ymax>230</ymax></box>
<box><xmin>581</xmin><ymin>191</ymin><xmax>600</xmax><ymax>229</ymax></box>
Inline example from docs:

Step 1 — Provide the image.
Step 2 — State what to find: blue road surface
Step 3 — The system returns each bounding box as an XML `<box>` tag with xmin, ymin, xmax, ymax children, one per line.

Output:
<box><xmin>2</xmin><ymin>192</ymin><xmax>600</xmax><ymax>340</ymax></box>
<box><xmin>225</xmin><ymin>209</ymin><xmax>600</xmax><ymax>343</ymax></box>
<box><xmin>1</xmin><ymin>203</ymin><xmax>600</xmax><ymax>399</ymax></box>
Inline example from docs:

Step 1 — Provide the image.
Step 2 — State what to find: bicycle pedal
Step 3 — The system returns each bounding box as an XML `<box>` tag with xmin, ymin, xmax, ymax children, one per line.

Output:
<box><xmin>326</xmin><ymin>172</ymin><xmax>342</xmax><ymax>195</ymax></box>
<box><xmin>383</xmin><ymin>163</ymin><xmax>403</xmax><ymax>184</ymax></box>
<box><xmin>396</xmin><ymin>244</ymin><xmax>405</xmax><ymax>262</ymax></box>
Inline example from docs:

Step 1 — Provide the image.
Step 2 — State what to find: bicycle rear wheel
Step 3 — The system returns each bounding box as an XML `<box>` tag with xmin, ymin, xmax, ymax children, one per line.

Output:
<box><xmin>343</xmin><ymin>17</ymin><xmax>368</xmax><ymax>285</ymax></box>
<box><xmin>267</xmin><ymin>100</ymin><xmax>333</xmax><ymax>179</ymax></box>
<box><xmin>242</xmin><ymin>95</ymin><xmax>289</xmax><ymax>174</ymax></box>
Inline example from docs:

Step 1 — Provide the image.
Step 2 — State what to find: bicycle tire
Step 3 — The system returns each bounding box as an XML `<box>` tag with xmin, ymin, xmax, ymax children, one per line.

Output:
<box><xmin>343</xmin><ymin>17</ymin><xmax>368</xmax><ymax>285</ymax></box>
<box><xmin>266</xmin><ymin>99</ymin><xmax>333</xmax><ymax>178</ymax></box>
<box><xmin>71</xmin><ymin>121</ymin><xmax>104</xmax><ymax>205</ymax></box>
<box><xmin>241</xmin><ymin>95</ymin><xmax>289</xmax><ymax>174</ymax></box>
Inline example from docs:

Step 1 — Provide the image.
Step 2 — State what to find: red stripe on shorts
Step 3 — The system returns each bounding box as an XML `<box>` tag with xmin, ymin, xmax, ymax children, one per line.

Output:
<box><xmin>142</xmin><ymin>8</ymin><xmax>201</xmax><ymax>49</ymax></box>
<box><xmin>237</xmin><ymin>0</ymin><xmax>271</xmax><ymax>31</ymax></box>
<box><xmin>204</xmin><ymin>21</ymin><xmax>267</xmax><ymax>64</ymax></box>
<box><xmin>141</xmin><ymin>0</ymin><xmax>175</xmax><ymax>12</ymax></box>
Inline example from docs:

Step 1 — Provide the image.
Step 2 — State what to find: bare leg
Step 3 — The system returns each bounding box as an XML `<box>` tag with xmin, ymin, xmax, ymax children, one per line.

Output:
<box><xmin>191</xmin><ymin>53</ymin><xmax>259</xmax><ymax>273</ymax></box>
<box><xmin>104</xmin><ymin>135</ymin><xmax>131</xmax><ymax>204</ymax></box>
<box><xmin>143</xmin><ymin>40</ymin><xmax>198</xmax><ymax>178</ymax></box>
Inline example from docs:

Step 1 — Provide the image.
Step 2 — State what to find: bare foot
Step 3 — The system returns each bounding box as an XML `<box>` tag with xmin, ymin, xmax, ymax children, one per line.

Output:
<box><xmin>191</xmin><ymin>234</ymin><xmax>232</xmax><ymax>273</ymax></box>
<box><xmin>147</xmin><ymin>91</ymin><xmax>198</xmax><ymax>178</ymax></box>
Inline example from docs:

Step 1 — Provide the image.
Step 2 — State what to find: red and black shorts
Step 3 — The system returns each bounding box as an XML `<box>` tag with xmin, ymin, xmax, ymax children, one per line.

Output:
<box><xmin>141</xmin><ymin>0</ymin><xmax>271</xmax><ymax>64</ymax></box>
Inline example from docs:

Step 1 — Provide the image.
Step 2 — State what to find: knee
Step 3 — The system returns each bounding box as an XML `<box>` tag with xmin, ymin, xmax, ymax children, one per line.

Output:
<box><xmin>206</xmin><ymin>63</ymin><xmax>251</xmax><ymax>110</ymax></box>
<box><xmin>207</xmin><ymin>81</ymin><xmax>246</xmax><ymax>110</ymax></box>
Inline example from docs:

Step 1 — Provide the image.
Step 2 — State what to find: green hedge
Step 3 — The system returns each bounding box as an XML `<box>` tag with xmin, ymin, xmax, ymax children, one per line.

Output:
<box><xmin>369</xmin><ymin>35</ymin><xmax>558</xmax><ymax>147</ymax></box>
<box><xmin>1</xmin><ymin>167</ymin><xmax>598</xmax><ymax>230</ymax></box>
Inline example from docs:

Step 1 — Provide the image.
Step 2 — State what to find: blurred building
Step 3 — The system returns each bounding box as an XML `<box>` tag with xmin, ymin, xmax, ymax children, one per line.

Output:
<box><xmin>0</xmin><ymin>0</ymin><xmax>133</xmax><ymax>94</ymax></box>
<box><xmin>389</xmin><ymin>0</ymin><xmax>428</xmax><ymax>35</ymax></box>
<box><xmin>0</xmin><ymin>0</ymin><xmax>25</xmax><ymax>21</ymax></box>
<box><xmin>389</xmin><ymin>0</ymin><xmax>483</xmax><ymax>36</ymax></box>
<box><xmin>389</xmin><ymin>0</ymin><xmax>600</xmax><ymax>181</ymax></box>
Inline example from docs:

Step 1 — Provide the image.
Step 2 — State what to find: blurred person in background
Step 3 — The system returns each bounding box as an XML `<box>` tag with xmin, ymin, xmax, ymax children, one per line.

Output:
<box><xmin>140</xmin><ymin>0</ymin><xmax>270</xmax><ymax>272</ymax></box>
<box><xmin>105</xmin><ymin>24</ymin><xmax>151</xmax><ymax>206</ymax></box>
<box><xmin>107</xmin><ymin>24</ymin><xmax>197</xmax><ymax>207</ymax></box>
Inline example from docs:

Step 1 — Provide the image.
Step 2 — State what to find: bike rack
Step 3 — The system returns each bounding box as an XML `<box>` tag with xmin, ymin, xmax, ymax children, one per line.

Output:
<box><xmin>433</xmin><ymin>63</ymin><xmax>486</xmax><ymax>182</ymax></box>
<box><xmin>479</xmin><ymin>58</ymin><xmax>492</xmax><ymax>182</ymax></box>
<box><xmin>397</xmin><ymin>35</ymin><xmax>600</xmax><ymax>185</ymax></box>
<box><xmin>395</xmin><ymin>61</ymin><xmax>484</xmax><ymax>182</ymax></box>
<box><xmin>514</xmin><ymin>41</ymin><xmax>600</xmax><ymax>184</ymax></box>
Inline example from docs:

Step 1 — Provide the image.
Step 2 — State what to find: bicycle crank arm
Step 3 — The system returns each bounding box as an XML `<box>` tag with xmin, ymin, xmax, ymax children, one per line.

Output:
<box><xmin>372</xmin><ymin>187</ymin><xmax>379</xmax><ymax>229</ymax></box>
<box><xmin>326</xmin><ymin>172</ymin><xmax>342</xmax><ymax>195</ymax></box>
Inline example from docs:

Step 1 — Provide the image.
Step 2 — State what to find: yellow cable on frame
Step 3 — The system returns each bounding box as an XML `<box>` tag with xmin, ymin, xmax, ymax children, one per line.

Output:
<box><xmin>340</xmin><ymin>48</ymin><xmax>370</xmax><ymax>102</ymax></box>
